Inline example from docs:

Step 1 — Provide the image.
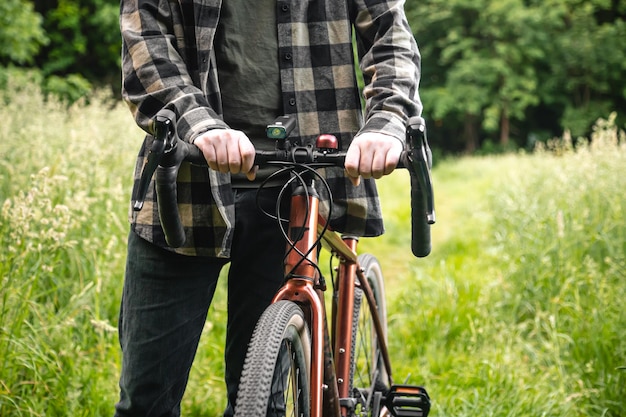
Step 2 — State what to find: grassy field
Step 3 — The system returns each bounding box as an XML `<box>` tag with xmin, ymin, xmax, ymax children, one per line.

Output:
<box><xmin>1</xmin><ymin>82</ymin><xmax>625</xmax><ymax>416</ymax></box>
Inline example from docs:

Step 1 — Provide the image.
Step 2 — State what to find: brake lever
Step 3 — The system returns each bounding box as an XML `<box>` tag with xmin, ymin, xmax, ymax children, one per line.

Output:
<box><xmin>403</xmin><ymin>116</ymin><xmax>436</xmax><ymax>258</ymax></box>
<box><xmin>406</xmin><ymin>116</ymin><xmax>435</xmax><ymax>224</ymax></box>
<box><xmin>132</xmin><ymin>110</ymin><xmax>178</xmax><ymax>211</ymax></box>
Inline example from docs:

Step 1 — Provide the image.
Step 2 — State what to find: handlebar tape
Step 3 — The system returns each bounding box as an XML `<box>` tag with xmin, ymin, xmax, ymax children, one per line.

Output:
<box><xmin>155</xmin><ymin>164</ymin><xmax>186</xmax><ymax>248</ymax></box>
<box><xmin>406</xmin><ymin>116</ymin><xmax>434</xmax><ymax>258</ymax></box>
<box><xmin>409</xmin><ymin>169</ymin><xmax>432</xmax><ymax>257</ymax></box>
<box><xmin>156</xmin><ymin>137</ymin><xmax>207</xmax><ymax>248</ymax></box>
<box><xmin>148</xmin><ymin>109</ymin><xmax>196</xmax><ymax>248</ymax></box>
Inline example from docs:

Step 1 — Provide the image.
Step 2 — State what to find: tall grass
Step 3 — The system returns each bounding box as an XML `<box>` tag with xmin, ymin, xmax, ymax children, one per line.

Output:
<box><xmin>1</xmin><ymin>79</ymin><xmax>625</xmax><ymax>416</ymax></box>
<box><xmin>378</xmin><ymin>114</ymin><xmax>626</xmax><ymax>416</ymax></box>
<box><xmin>0</xmin><ymin>80</ymin><xmax>135</xmax><ymax>415</ymax></box>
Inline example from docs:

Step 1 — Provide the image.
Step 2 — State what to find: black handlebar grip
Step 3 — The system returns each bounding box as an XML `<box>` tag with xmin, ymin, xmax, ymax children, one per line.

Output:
<box><xmin>154</xmin><ymin>138</ymin><xmax>206</xmax><ymax>248</ymax></box>
<box><xmin>410</xmin><ymin>171</ymin><xmax>431</xmax><ymax>257</ymax></box>
<box><xmin>155</xmin><ymin>164</ymin><xmax>186</xmax><ymax>248</ymax></box>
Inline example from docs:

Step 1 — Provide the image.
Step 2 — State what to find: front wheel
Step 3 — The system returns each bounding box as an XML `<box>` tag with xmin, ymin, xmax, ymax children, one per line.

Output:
<box><xmin>235</xmin><ymin>300</ymin><xmax>311</xmax><ymax>417</ymax></box>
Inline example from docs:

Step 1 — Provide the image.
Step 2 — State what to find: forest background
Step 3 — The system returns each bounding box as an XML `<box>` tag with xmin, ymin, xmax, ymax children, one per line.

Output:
<box><xmin>1</xmin><ymin>0</ymin><xmax>625</xmax><ymax>153</ymax></box>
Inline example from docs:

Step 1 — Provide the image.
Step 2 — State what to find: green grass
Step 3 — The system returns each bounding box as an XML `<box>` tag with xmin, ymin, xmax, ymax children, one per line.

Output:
<box><xmin>1</xmin><ymin>81</ymin><xmax>624</xmax><ymax>416</ymax></box>
<box><xmin>371</xmin><ymin>117</ymin><xmax>626</xmax><ymax>416</ymax></box>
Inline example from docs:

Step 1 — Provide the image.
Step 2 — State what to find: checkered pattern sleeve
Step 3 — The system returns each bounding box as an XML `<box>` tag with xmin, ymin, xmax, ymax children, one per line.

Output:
<box><xmin>352</xmin><ymin>0</ymin><xmax>422</xmax><ymax>143</ymax></box>
<box><xmin>120</xmin><ymin>0</ymin><xmax>228</xmax><ymax>142</ymax></box>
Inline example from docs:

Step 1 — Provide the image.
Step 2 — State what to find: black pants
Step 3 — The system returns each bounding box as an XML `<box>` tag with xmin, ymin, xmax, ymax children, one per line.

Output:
<box><xmin>115</xmin><ymin>188</ymin><xmax>287</xmax><ymax>417</ymax></box>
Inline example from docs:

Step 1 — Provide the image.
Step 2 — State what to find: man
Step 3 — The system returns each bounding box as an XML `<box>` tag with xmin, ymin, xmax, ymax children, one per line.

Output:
<box><xmin>116</xmin><ymin>0</ymin><xmax>421</xmax><ymax>415</ymax></box>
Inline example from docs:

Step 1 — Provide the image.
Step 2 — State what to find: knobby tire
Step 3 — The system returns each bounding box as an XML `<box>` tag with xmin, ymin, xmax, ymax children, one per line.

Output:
<box><xmin>235</xmin><ymin>300</ymin><xmax>311</xmax><ymax>417</ymax></box>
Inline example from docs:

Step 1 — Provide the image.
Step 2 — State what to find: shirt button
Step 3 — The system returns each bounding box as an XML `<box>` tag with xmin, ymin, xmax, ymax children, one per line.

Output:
<box><xmin>289</xmin><ymin>98</ymin><xmax>296</xmax><ymax>106</ymax></box>
<box><xmin>281</xmin><ymin>4</ymin><xmax>289</xmax><ymax>12</ymax></box>
<box><xmin>284</xmin><ymin>52</ymin><xmax>292</xmax><ymax>60</ymax></box>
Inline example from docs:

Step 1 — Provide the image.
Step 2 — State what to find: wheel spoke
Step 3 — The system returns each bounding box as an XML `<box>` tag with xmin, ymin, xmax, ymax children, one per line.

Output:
<box><xmin>349</xmin><ymin>254</ymin><xmax>389</xmax><ymax>417</ymax></box>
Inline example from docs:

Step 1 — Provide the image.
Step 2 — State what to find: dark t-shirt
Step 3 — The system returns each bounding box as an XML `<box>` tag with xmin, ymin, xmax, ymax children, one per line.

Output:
<box><xmin>214</xmin><ymin>0</ymin><xmax>282</xmax><ymax>148</ymax></box>
<box><xmin>214</xmin><ymin>0</ymin><xmax>283</xmax><ymax>186</ymax></box>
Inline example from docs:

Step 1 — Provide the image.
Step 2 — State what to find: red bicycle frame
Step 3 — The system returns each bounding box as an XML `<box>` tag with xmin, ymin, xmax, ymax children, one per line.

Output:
<box><xmin>271</xmin><ymin>179</ymin><xmax>393</xmax><ymax>417</ymax></box>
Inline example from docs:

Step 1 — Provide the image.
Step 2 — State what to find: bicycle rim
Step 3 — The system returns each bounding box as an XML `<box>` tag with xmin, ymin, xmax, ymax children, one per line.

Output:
<box><xmin>235</xmin><ymin>300</ymin><xmax>311</xmax><ymax>417</ymax></box>
<box><xmin>350</xmin><ymin>253</ymin><xmax>389</xmax><ymax>416</ymax></box>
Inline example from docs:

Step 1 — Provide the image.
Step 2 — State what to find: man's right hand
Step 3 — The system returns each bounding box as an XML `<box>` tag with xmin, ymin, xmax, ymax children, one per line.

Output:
<box><xmin>192</xmin><ymin>129</ymin><xmax>257</xmax><ymax>180</ymax></box>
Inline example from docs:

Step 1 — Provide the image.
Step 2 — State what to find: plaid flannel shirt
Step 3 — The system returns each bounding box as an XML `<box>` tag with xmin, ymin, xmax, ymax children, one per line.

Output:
<box><xmin>120</xmin><ymin>0</ymin><xmax>421</xmax><ymax>257</ymax></box>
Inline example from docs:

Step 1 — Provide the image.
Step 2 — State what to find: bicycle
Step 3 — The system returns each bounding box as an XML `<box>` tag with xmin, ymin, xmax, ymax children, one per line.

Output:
<box><xmin>133</xmin><ymin>109</ymin><xmax>435</xmax><ymax>417</ymax></box>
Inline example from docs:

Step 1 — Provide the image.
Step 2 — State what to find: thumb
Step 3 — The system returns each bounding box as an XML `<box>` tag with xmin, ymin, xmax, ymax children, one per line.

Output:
<box><xmin>346</xmin><ymin>170</ymin><xmax>361</xmax><ymax>187</ymax></box>
<box><xmin>246</xmin><ymin>166</ymin><xmax>258</xmax><ymax>181</ymax></box>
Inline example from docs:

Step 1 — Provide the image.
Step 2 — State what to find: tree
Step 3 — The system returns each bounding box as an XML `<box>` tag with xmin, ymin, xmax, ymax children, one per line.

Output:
<box><xmin>406</xmin><ymin>0</ymin><xmax>626</xmax><ymax>152</ymax></box>
<box><xmin>536</xmin><ymin>0</ymin><xmax>626</xmax><ymax>137</ymax></box>
<box><xmin>408</xmin><ymin>0</ymin><xmax>556</xmax><ymax>151</ymax></box>
<box><xmin>33</xmin><ymin>0</ymin><xmax>121</xmax><ymax>100</ymax></box>
<box><xmin>0</xmin><ymin>0</ymin><xmax>48</xmax><ymax>65</ymax></box>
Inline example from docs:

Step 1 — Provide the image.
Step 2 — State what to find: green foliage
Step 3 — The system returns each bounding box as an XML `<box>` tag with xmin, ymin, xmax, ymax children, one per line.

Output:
<box><xmin>0</xmin><ymin>0</ymin><xmax>48</xmax><ymax>64</ymax></box>
<box><xmin>43</xmin><ymin>73</ymin><xmax>93</xmax><ymax>104</ymax></box>
<box><xmin>487</xmin><ymin>114</ymin><xmax>626</xmax><ymax>415</ymax></box>
<box><xmin>541</xmin><ymin>1</ymin><xmax>626</xmax><ymax>137</ymax></box>
<box><xmin>0</xmin><ymin>68</ymin><xmax>43</xmax><ymax>101</ymax></box>
<box><xmin>0</xmin><ymin>0</ymin><xmax>120</xmax><ymax>102</ymax></box>
<box><xmin>0</xmin><ymin>77</ymin><xmax>230</xmax><ymax>416</ymax></box>
<box><xmin>34</xmin><ymin>0</ymin><xmax>121</xmax><ymax>80</ymax></box>
<box><xmin>409</xmin><ymin>0</ymin><xmax>553</xmax><ymax>149</ymax></box>
<box><xmin>18</xmin><ymin>0</ymin><xmax>121</xmax><ymax>101</ymax></box>
<box><xmin>420</xmin><ymin>0</ymin><xmax>544</xmax><ymax>118</ymax></box>
<box><xmin>407</xmin><ymin>0</ymin><xmax>626</xmax><ymax>151</ymax></box>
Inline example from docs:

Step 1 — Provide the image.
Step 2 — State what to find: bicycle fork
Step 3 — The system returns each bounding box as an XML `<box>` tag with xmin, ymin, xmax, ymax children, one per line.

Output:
<box><xmin>271</xmin><ymin>181</ymin><xmax>335</xmax><ymax>417</ymax></box>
